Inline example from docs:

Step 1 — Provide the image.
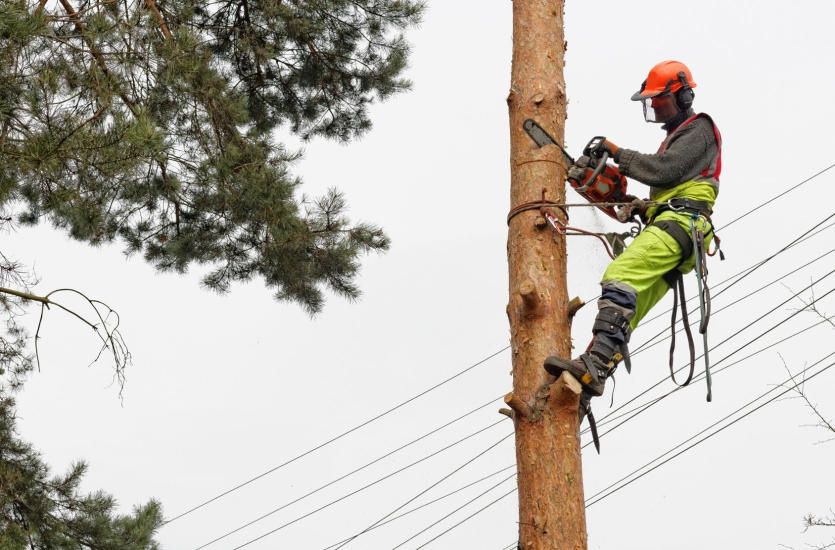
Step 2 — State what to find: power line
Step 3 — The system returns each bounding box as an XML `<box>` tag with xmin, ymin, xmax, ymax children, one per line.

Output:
<box><xmin>230</xmin><ymin>426</ymin><xmax>513</xmax><ymax>550</ymax></box>
<box><xmin>587</xmin><ymin>275</ymin><xmax>835</xmax><ymax>445</ymax></box>
<box><xmin>167</xmin><ymin>163</ymin><xmax>835</xmax><ymax>529</ymax></box>
<box><xmin>591</xmin><ymin>314</ymin><xmax>833</xmax><ymax>436</ymax></box>
<box><xmin>718</xmin><ymin>162</ymin><xmax>835</xmax><ymax>230</ymax></box>
<box><xmin>164</xmin><ymin>346</ymin><xmax>509</xmax><ymax>525</ymax></box>
<box><xmin>319</xmin><ymin>465</ymin><xmax>517</xmax><ymax>550</ymax></box>
<box><xmin>586</xmin><ymin>349</ymin><xmax>835</xmax><ymax>504</ymax></box>
<box><xmin>414</xmin><ymin>487</ymin><xmax>518</xmax><ymax>549</ymax></box>
<box><xmin>586</xmin><ymin>236</ymin><xmax>835</xmax><ymax>437</ymax></box>
<box><xmin>379</xmin><ymin>163</ymin><xmax>835</xmax><ymax>546</ymax></box>
<box><xmin>269</xmin><ymin>213</ymin><xmax>835</xmax><ymax>545</ymax></box>
<box><xmin>586</xmin><ymin>265</ymin><xmax>835</xmax><ymax>437</ymax></box>
<box><xmin>631</xmin><ymin>212</ymin><xmax>835</xmax><ymax>344</ymax></box>
<box><xmin>194</xmin><ymin>394</ymin><xmax>505</xmax><ymax>549</ymax></box>
<box><xmin>585</xmin><ymin>353</ymin><xmax>835</xmax><ymax>507</ymax></box>
<box><xmin>629</xmin><ymin>245</ymin><xmax>835</xmax><ymax>358</ymax></box>
<box><xmin>330</xmin><ymin>432</ymin><xmax>515</xmax><ymax>550</ymax></box>
<box><xmin>584</xmin><ymin>163</ymin><xmax>835</xmax><ymax>331</ymax></box>
<box><xmin>489</xmin><ymin>356</ymin><xmax>835</xmax><ymax>549</ymax></box>
<box><xmin>392</xmin><ymin>474</ymin><xmax>517</xmax><ymax>549</ymax></box>
<box><xmin>173</xmin><ymin>162</ymin><xmax>835</xmax><ymax>543</ymax></box>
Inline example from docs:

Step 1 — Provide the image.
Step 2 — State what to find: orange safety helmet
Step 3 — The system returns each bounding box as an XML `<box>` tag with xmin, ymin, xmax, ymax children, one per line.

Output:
<box><xmin>631</xmin><ymin>60</ymin><xmax>697</xmax><ymax>100</ymax></box>
<box><xmin>631</xmin><ymin>61</ymin><xmax>697</xmax><ymax>123</ymax></box>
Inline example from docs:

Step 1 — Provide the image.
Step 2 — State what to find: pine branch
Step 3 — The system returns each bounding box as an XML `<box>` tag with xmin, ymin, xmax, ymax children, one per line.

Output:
<box><xmin>143</xmin><ymin>0</ymin><xmax>171</xmax><ymax>40</ymax></box>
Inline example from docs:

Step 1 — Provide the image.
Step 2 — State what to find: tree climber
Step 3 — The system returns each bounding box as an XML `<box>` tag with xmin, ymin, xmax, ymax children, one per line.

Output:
<box><xmin>543</xmin><ymin>60</ymin><xmax>723</xmax><ymax>417</ymax></box>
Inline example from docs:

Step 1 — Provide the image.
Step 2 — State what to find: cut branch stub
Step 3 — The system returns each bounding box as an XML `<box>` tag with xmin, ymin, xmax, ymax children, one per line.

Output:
<box><xmin>504</xmin><ymin>391</ymin><xmax>534</xmax><ymax>421</ymax></box>
<box><xmin>547</xmin><ymin>372</ymin><xmax>582</xmax><ymax>412</ymax></box>
<box><xmin>568</xmin><ymin>296</ymin><xmax>586</xmax><ymax>319</ymax></box>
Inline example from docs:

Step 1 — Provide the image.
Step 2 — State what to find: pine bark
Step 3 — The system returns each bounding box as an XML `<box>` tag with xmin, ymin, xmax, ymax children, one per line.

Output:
<box><xmin>506</xmin><ymin>1</ymin><xmax>588</xmax><ymax>549</ymax></box>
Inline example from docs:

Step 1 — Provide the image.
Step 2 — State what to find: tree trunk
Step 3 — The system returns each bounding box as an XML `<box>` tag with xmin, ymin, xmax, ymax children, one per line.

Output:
<box><xmin>506</xmin><ymin>1</ymin><xmax>588</xmax><ymax>549</ymax></box>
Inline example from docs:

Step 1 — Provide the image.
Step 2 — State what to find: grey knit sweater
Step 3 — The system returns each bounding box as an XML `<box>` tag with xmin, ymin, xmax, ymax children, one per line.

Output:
<box><xmin>614</xmin><ymin>115</ymin><xmax>719</xmax><ymax>191</ymax></box>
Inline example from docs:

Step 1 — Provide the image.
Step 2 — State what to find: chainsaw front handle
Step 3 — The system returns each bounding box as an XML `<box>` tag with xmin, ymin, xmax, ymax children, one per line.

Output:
<box><xmin>578</xmin><ymin>151</ymin><xmax>609</xmax><ymax>192</ymax></box>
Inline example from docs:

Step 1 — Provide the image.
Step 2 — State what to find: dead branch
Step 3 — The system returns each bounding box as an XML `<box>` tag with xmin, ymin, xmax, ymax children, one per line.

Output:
<box><xmin>0</xmin><ymin>286</ymin><xmax>131</xmax><ymax>397</ymax></box>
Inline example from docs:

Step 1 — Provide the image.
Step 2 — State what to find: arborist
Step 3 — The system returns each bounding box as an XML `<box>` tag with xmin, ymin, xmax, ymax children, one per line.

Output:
<box><xmin>543</xmin><ymin>60</ymin><xmax>723</xmax><ymax>420</ymax></box>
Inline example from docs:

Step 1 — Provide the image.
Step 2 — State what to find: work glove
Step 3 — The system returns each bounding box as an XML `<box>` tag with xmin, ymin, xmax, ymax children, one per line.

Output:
<box><xmin>602</xmin><ymin>139</ymin><xmax>620</xmax><ymax>160</ymax></box>
<box><xmin>616</xmin><ymin>195</ymin><xmax>649</xmax><ymax>224</ymax></box>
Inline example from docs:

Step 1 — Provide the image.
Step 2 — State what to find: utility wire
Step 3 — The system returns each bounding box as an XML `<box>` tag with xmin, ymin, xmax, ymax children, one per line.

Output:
<box><xmin>585</xmin><ymin>235</ymin><xmax>835</xmax><ymax>435</ymax></box>
<box><xmin>392</xmin><ymin>474</ymin><xmax>517</xmax><ymax>549</ymax></box>
<box><xmin>331</xmin><ymin>432</ymin><xmax>515</xmax><ymax>550</ymax></box>
<box><xmin>414</xmin><ymin>488</ymin><xmax>518</xmax><ymax>549</ymax></box>
<box><xmin>631</xmin><ymin>212</ymin><xmax>835</xmax><ymax>347</ymax></box>
<box><xmin>176</xmin><ymin>163</ymin><xmax>835</xmax><ymax>542</ymax></box>
<box><xmin>233</xmin><ymin>206</ymin><xmax>835</xmax><ymax>546</ymax></box>
<box><xmin>718</xmin><ymin>162</ymin><xmax>835</xmax><ymax>230</ymax></box>
<box><xmin>194</xmin><ymin>395</ymin><xmax>505</xmax><ymax>549</ymax></box>
<box><xmin>364</xmin><ymin>163</ymin><xmax>835</xmax><ymax>547</ymax></box>
<box><xmin>585</xmin><ymin>353</ymin><xmax>835</xmax><ymax>507</ymax></box>
<box><xmin>319</xmin><ymin>465</ymin><xmax>517</xmax><ymax>550</ymax></box>
<box><xmin>587</xmin><ymin>265</ymin><xmax>835</xmax><ymax>436</ymax></box>
<box><xmin>592</xmin><ymin>314</ymin><xmax>835</xmax><ymax>439</ymax></box>
<box><xmin>165</xmin><ymin>346</ymin><xmax>509</xmax><ymax>525</ymax></box>
<box><xmin>449</xmin><ymin>353</ymin><xmax>835</xmax><ymax>550</ymax></box>
<box><xmin>460</xmin><ymin>357</ymin><xmax>835</xmax><ymax>550</ymax></box>
<box><xmin>588</xmin><ymin>276</ymin><xmax>835</xmax><ymax>444</ymax></box>
<box><xmin>168</xmin><ymin>163</ymin><xmax>835</xmax><ymax>528</ymax></box>
<box><xmin>581</xmin><ymin>289</ymin><xmax>835</xmax><ymax>459</ymax></box>
<box><xmin>231</xmin><ymin>427</ymin><xmax>513</xmax><ymax>550</ymax></box>
<box><xmin>248</xmin><ymin>165</ymin><xmax>835</xmax><ymax>548</ymax></box>
<box><xmin>451</xmin><ymin>357</ymin><xmax>835</xmax><ymax>550</ymax></box>
<box><xmin>591</xmin><ymin>314</ymin><xmax>833</xmax><ymax>435</ymax></box>
<box><xmin>629</xmin><ymin>245</ymin><xmax>835</xmax><ymax>358</ymax></box>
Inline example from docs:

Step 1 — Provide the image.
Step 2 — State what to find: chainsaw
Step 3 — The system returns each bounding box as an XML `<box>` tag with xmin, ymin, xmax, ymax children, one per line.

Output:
<box><xmin>523</xmin><ymin>119</ymin><xmax>631</xmax><ymax>222</ymax></box>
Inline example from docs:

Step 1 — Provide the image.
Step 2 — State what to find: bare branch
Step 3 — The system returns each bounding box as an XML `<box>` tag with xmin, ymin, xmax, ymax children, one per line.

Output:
<box><xmin>0</xmin><ymin>286</ymin><xmax>130</xmax><ymax>397</ymax></box>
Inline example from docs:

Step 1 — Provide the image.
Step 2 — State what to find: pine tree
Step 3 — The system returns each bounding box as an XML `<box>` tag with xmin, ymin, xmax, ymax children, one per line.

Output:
<box><xmin>0</xmin><ymin>2</ymin><xmax>424</xmax><ymax>545</ymax></box>
<box><xmin>0</xmin><ymin>394</ymin><xmax>163</xmax><ymax>549</ymax></box>
<box><xmin>0</xmin><ymin>0</ymin><xmax>424</xmax><ymax>313</ymax></box>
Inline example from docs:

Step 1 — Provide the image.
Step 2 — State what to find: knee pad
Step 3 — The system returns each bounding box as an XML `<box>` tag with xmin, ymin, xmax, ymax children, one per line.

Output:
<box><xmin>600</xmin><ymin>282</ymin><xmax>638</xmax><ymax>313</ymax></box>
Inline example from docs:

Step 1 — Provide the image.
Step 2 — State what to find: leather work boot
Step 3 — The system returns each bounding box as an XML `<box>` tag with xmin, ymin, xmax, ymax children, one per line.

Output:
<box><xmin>543</xmin><ymin>306</ymin><xmax>631</xmax><ymax>397</ymax></box>
<box><xmin>543</xmin><ymin>346</ymin><xmax>615</xmax><ymax>397</ymax></box>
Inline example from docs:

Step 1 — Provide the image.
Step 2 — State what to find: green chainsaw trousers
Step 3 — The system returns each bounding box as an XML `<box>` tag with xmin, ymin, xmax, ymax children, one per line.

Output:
<box><xmin>601</xmin><ymin>210</ymin><xmax>714</xmax><ymax>329</ymax></box>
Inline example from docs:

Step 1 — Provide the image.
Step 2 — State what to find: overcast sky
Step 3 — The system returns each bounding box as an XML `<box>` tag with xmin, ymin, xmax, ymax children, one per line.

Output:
<box><xmin>7</xmin><ymin>1</ymin><xmax>835</xmax><ymax>549</ymax></box>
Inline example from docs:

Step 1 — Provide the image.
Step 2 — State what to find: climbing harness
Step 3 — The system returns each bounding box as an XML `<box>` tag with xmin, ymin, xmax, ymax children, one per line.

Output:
<box><xmin>652</xmin><ymin>197</ymin><xmax>720</xmax><ymax>402</ymax></box>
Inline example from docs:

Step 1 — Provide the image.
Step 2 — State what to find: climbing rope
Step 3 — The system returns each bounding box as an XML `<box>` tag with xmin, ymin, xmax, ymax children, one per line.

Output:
<box><xmin>506</xmin><ymin>198</ymin><xmax>648</xmax><ymax>259</ymax></box>
<box><xmin>506</xmin><ymin>198</ymin><xmax>663</xmax><ymax>225</ymax></box>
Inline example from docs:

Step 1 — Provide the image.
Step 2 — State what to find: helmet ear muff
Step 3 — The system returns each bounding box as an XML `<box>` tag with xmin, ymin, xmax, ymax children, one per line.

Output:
<box><xmin>674</xmin><ymin>70</ymin><xmax>694</xmax><ymax>110</ymax></box>
<box><xmin>676</xmin><ymin>87</ymin><xmax>694</xmax><ymax>110</ymax></box>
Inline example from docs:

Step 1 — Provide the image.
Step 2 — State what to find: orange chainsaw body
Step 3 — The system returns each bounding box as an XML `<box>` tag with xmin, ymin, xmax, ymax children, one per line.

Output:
<box><xmin>568</xmin><ymin>162</ymin><xmax>628</xmax><ymax>221</ymax></box>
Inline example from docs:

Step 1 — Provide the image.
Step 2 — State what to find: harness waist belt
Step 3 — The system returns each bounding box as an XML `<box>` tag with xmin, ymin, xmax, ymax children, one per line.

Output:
<box><xmin>653</xmin><ymin>198</ymin><xmax>713</xmax><ymax>220</ymax></box>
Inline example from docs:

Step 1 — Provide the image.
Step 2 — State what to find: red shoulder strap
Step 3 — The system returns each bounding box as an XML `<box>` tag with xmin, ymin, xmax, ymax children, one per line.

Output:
<box><xmin>658</xmin><ymin>113</ymin><xmax>722</xmax><ymax>182</ymax></box>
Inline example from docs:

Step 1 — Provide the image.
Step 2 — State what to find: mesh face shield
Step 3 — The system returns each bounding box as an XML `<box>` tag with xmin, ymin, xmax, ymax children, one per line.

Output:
<box><xmin>641</xmin><ymin>93</ymin><xmax>679</xmax><ymax>123</ymax></box>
